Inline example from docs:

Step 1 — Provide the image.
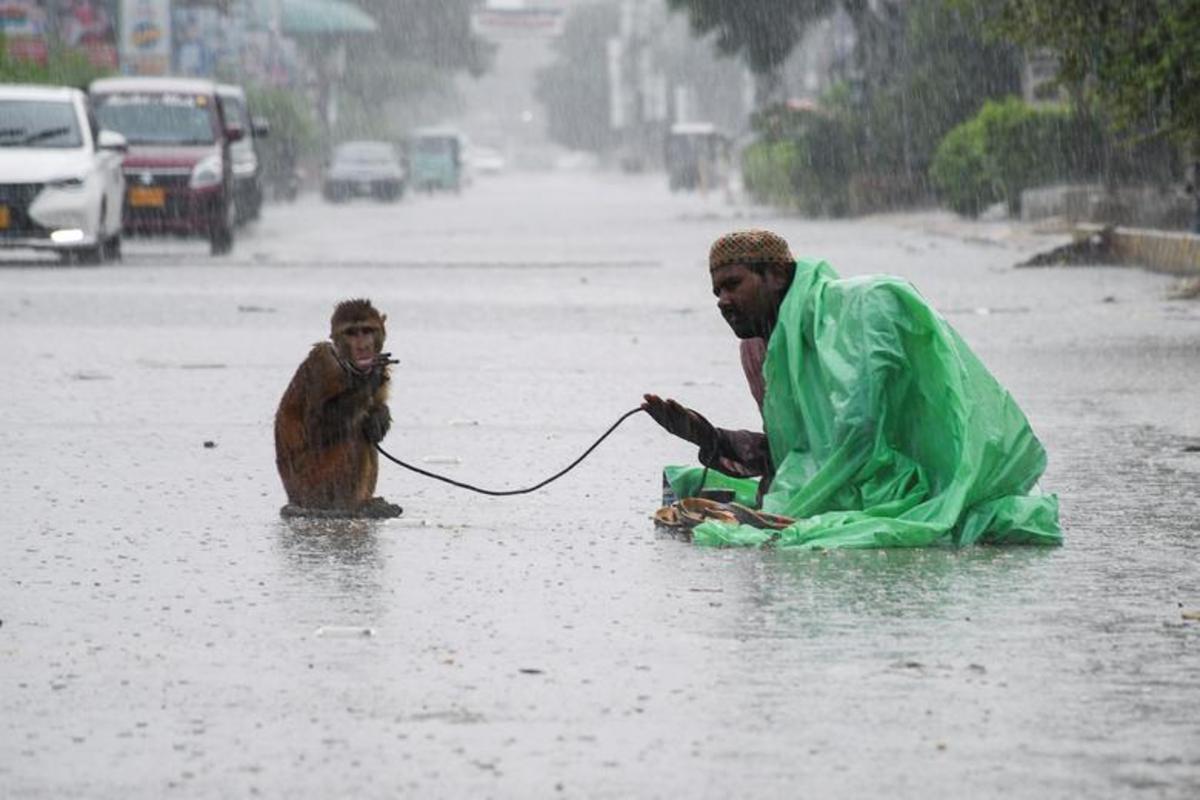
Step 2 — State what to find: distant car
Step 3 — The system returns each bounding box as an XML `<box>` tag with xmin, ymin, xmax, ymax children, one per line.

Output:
<box><xmin>0</xmin><ymin>84</ymin><xmax>127</xmax><ymax>263</ymax></box>
<box><xmin>216</xmin><ymin>84</ymin><xmax>269</xmax><ymax>225</ymax></box>
<box><xmin>323</xmin><ymin>141</ymin><xmax>405</xmax><ymax>203</ymax></box>
<box><xmin>467</xmin><ymin>145</ymin><xmax>506</xmax><ymax>176</ymax></box>
<box><xmin>90</xmin><ymin>76</ymin><xmax>242</xmax><ymax>255</ymax></box>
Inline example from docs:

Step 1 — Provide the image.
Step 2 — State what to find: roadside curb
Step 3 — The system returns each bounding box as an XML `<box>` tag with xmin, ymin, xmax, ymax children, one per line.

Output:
<box><xmin>1076</xmin><ymin>224</ymin><xmax>1200</xmax><ymax>275</ymax></box>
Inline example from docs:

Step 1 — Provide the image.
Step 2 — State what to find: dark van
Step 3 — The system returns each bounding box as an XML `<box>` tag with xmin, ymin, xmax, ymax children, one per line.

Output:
<box><xmin>90</xmin><ymin>76</ymin><xmax>241</xmax><ymax>255</ymax></box>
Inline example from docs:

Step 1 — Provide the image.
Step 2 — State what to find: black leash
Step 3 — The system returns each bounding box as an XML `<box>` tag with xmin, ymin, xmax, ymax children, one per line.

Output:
<box><xmin>375</xmin><ymin>407</ymin><xmax>645</xmax><ymax>496</ymax></box>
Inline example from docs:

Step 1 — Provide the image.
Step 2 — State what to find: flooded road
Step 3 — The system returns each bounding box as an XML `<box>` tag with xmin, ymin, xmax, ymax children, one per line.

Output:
<box><xmin>2</xmin><ymin>171</ymin><xmax>1198</xmax><ymax>797</ymax></box>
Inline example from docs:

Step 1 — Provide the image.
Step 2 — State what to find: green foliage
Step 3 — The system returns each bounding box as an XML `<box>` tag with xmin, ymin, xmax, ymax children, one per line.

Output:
<box><xmin>246</xmin><ymin>86</ymin><xmax>319</xmax><ymax>158</ymax></box>
<box><xmin>845</xmin><ymin>0</ymin><xmax>1021</xmax><ymax>177</ymax></box>
<box><xmin>534</xmin><ymin>2</ymin><xmax>621</xmax><ymax>153</ymax></box>
<box><xmin>966</xmin><ymin>0</ymin><xmax>1200</xmax><ymax>147</ymax></box>
<box><xmin>742</xmin><ymin>103</ymin><xmax>857</xmax><ymax>216</ymax></box>
<box><xmin>929</xmin><ymin>117</ymin><xmax>999</xmax><ymax>216</ymax></box>
<box><xmin>665</xmin><ymin>0</ymin><xmax>833</xmax><ymax>76</ymax></box>
<box><xmin>930</xmin><ymin>97</ymin><xmax>1122</xmax><ymax>216</ymax></box>
<box><xmin>666</xmin><ymin>0</ymin><xmax>833</xmax><ymax>103</ymax></box>
<box><xmin>0</xmin><ymin>36</ymin><xmax>113</xmax><ymax>88</ymax></box>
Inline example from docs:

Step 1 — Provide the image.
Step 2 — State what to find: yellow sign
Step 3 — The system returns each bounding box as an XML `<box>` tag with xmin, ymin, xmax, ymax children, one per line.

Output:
<box><xmin>129</xmin><ymin>187</ymin><xmax>165</xmax><ymax>208</ymax></box>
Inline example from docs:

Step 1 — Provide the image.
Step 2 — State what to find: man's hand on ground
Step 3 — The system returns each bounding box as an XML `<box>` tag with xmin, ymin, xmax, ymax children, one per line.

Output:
<box><xmin>642</xmin><ymin>394</ymin><xmax>718</xmax><ymax>451</ymax></box>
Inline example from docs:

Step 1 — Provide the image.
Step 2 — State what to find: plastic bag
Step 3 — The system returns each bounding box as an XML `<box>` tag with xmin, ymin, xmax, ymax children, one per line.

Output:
<box><xmin>666</xmin><ymin>258</ymin><xmax>1060</xmax><ymax>549</ymax></box>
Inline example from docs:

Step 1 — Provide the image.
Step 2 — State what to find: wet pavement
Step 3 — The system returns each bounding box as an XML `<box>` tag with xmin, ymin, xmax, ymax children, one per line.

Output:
<box><xmin>2</xmin><ymin>171</ymin><xmax>1198</xmax><ymax>798</ymax></box>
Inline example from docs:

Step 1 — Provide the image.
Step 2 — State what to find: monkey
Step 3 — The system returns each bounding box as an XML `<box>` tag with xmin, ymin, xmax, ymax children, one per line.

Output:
<box><xmin>274</xmin><ymin>299</ymin><xmax>400</xmax><ymax>517</ymax></box>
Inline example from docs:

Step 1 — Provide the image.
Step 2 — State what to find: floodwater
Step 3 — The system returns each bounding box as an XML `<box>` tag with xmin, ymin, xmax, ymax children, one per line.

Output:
<box><xmin>2</xmin><ymin>171</ymin><xmax>1198</xmax><ymax>798</ymax></box>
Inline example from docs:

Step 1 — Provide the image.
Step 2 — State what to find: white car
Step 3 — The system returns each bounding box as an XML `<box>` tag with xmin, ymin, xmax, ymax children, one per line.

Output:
<box><xmin>0</xmin><ymin>84</ymin><xmax>127</xmax><ymax>263</ymax></box>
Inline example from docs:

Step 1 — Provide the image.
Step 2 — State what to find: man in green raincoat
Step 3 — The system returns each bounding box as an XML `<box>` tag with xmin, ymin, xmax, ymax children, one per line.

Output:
<box><xmin>643</xmin><ymin>230</ymin><xmax>1060</xmax><ymax>549</ymax></box>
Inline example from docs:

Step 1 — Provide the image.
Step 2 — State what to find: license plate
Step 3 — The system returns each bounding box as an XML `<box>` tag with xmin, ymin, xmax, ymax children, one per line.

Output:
<box><xmin>0</xmin><ymin>205</ymin><xmax>8</xmax><ymax>229</ymax></box>
<box><xmin>129</xmin><ymin>187</ymin><xmax>165</xmax><ymax>208</ymax></box>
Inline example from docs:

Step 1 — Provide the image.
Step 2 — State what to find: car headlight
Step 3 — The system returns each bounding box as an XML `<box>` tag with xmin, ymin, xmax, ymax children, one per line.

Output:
<box><xmin>189</xmin><ymin>155</ymin><xmax>223</xmax><ymax>189</ymax></box>
<box><xmin>47</xmin><ymin>176</ymin><xmax>86</xmax><ymax>191</ymax></box>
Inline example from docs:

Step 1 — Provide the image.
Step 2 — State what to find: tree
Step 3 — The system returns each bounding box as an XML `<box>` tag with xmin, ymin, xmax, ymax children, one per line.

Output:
<box><xmin>329</xmin><ymin>0</ymin><xmax>495</xmax><ymax>140</ymax></box>
<box><xmin>665</xmin><ymin>0</ymin><xmax>834</xmax><ymax>106</ymax></box>
<box><xmin>850</xmin><ymin>0</ymin><xmax>1022</xmax><ymax>178</ymax></box>
<box><xmin>534</xmin><ymin>2</ymin><xmax>621</xmax><ymax>153</ymax></box>
<box><xmin>967</xmin><ymin>0</ymin><xmax>1200</xmax><ymax>147</ymax></box>
<box><xmin>353</xmin><ymin>0</ymin><xmax>493</xmax><ymax>78</ymax></box>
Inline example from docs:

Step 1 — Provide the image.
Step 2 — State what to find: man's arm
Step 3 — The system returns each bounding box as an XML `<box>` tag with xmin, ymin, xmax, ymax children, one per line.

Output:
<box><xmin>699</xmin><ymin>427</ymin><xmax>771</xmax><ymax>479</ymax></box>
<box><xmin>642</xmin><ymin>394</ymin><xmax>771</xmax><ymax>478</ymax></box>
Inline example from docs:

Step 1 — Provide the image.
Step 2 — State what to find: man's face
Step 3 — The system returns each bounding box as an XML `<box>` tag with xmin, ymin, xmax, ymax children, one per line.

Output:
<box><xmin>710</xmin><ymin>262</ymin><xmax>786</xmax><ymax>339</ymax></box>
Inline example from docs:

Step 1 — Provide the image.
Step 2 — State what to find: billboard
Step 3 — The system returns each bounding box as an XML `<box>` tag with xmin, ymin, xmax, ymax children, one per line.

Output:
<box><xmin>60</xmin><ymin>0</ymin><xmax>119</xmax><ymax>69</ymax></box>
<box><xmin>0</xmin><ymin>1</ymin><xmax>49</xmax><ymax>65</ymax></box>
<box><xmin>120</xmin><ymin>0</ymin><xmax>170</xmax><ymax>75</ymax></box>
<box><xmin>471</xmin><ymin>5</ymin><xmax>564</xmax><ymax>39</ymax></box>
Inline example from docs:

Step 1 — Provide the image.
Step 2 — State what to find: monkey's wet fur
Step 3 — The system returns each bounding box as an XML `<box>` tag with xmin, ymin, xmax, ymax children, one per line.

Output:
<box><xmin>275</xmin><ymin>299</ymin><xmax>402</xmax><ymax>518</ymax></box>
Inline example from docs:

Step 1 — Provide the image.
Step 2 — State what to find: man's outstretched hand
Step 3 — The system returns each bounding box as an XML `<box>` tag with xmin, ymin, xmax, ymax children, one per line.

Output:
<box><xmin>642</xmin><ymin>394</ymin><xmax>718</xmax><ymax>451</ymax></box>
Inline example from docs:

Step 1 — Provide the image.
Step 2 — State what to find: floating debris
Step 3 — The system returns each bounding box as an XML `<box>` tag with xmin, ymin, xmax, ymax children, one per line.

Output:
<box><xmin>314</xmin><ymin>626</ymin><xmax>375</xmax><ymax>638</ymax></box>
<box><xmin>1018</xmin><ymin>227</ymin><xmax>1116</xmax><ymax>267</ymax></box>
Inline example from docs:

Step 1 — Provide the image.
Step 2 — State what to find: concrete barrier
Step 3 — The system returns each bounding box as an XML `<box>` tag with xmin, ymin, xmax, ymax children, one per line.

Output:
<box><xmin>1077</xmin><ymin>224</ymin><xmax>1200</xmax><ymax>275</ymax></box>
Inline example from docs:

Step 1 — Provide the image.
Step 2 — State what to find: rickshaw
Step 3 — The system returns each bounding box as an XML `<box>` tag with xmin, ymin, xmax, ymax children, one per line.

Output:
<box><xmin>665</xmin><ymin>122</ymin><xmax>731</xmax><ymax>192</ymax></box>
<box><xmin>408</xmin><ymin>128</ymin><xmax>464</xmax><ymax>193</ymax></box>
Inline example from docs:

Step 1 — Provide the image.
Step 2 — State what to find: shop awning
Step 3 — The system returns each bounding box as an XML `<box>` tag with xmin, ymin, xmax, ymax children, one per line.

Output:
<box><xmin>281</xmin><ymin>0</ymin><xmax>378</xmax><ymax>36</ymax></box>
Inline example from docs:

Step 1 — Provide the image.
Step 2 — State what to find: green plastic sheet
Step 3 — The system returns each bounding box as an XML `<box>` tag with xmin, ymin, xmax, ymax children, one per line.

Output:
<box><xmin>667</xmin><ymin>258</ymin><xmax>1061</xmax><ymax>549</ymax></box>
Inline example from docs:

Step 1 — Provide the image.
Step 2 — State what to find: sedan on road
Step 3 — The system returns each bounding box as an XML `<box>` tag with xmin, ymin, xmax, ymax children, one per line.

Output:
<box><xmin>323</xmin><ymin>140</ymin><xmax>405</xmax><ymax>203</ymax></box>
<box><xmin>0</xmin><ymin>84</ymin><xmax>127</xmax><ymax>263</ymax></box>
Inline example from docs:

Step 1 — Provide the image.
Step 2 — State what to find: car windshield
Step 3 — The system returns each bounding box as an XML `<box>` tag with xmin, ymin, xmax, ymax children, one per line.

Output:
<box><xmin>413</xmin><ymin>137</ymin><xmax>455</xmax><ymax>157</ymax></box>
<box><xmin>0</xmin><ymin>100</ymin><xmax>83</xmax><ymax>148</ymax></box>
<box><xmin>220</xmin><ymin>94</ymin><xmax>249</xmax><ymax>129</ymax></box>
<box><xmin>93</xmin><ymin>92</ymin><xmax>216</xmax><ymax>145</ymax></box>
<box><xmin>335</xmin><ymin>144</ymin><xmax>395</xmax><ymax>165</ymax></box>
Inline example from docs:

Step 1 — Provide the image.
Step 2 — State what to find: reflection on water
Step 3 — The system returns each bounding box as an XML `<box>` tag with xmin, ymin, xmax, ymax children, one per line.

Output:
<box><xmin>273</xmin><ymin>518</ymin><xmax>386</xmax><ymax>614</ymax></box>
<box><xmin>730</xmin><ymin>546</ymin><xmax>1060</xmax><ymax>637</ymax></box>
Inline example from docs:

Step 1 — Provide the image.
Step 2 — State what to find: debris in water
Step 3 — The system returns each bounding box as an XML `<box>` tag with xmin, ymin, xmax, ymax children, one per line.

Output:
<box><xmin>70</xmin><ymin>371</ymin><xmax>111</xmax><ymax>381</ymax></box>
<box><xmin>518</xmin><ymin>668</ymin><xmax>544</xmax><ymax>675</ymax></box>
<box><xmin>203</xmin><ymin>441</ymin><xmax>216</xmax><ymax>449</ymax></box>
<box><xmin>1182</xmin><ymin>610</ymin><xmax>1200</xmax><ymax>622</ymax></box>
<box><xmin>1168</xmin><ymin>277</ymin><xmax>1200</xmax><ymax>300</ymax></box>
<box><xmin>447</xmin><ymin>419</ymin><xmax>480</xmax><ymax>427</ymax></box>
<box><xmin>1018</xmin><ymin>226</ymin><xmax>1116</xmax><ymax>267</ymax></box>
<box><xmin>179</xmin><ymin>363</ymin><xmax>227</xmax><ymax>370</ymax></box>
<box><xmin>423</xmin><ymin>456</ymin><xmax>461</xmax><ymax>465</ymax></box>
<box><xmin>237</xmin><ymin>305</ymin><xmax>276</xmax><ymax>313</ymax></box>
<box><xmin>314</xmin><ymin>626</ymin><xmax>375</xmax><ymax>638</ymax></box>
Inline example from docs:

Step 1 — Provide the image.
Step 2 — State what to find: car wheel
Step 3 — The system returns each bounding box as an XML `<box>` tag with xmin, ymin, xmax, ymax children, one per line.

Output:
<box><xmin>69</xmin><ymin>244</ymin><xmax>105</xmax><ymax>266</ymax></box>
<box><xmin>209</xmin><ymin>200</ymin><xmax>235</xmax><ymax>256</ymax></box>
<box><xmin>102</xmin><ymin>234</ymin><xmax>122</xmax><ymax>261</ymax></box>
<box><xmin>210</xmin><ymin>222</ymin><xmax>233</xmax><ymax>255</ymax></box>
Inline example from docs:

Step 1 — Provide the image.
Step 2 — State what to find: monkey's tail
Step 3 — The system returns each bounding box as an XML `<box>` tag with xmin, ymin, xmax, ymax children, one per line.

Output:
<box><xmin>375</xmin><ymin>407</ymin><xmax>645</xmax><ymax>496</ymax></box>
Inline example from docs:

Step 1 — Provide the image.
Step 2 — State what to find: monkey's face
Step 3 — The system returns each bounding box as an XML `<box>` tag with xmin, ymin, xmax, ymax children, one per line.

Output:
<box><xmin>337</xmin><ymin>321</ymin><xmax>383</xmax><ymax>371</ymax></box>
